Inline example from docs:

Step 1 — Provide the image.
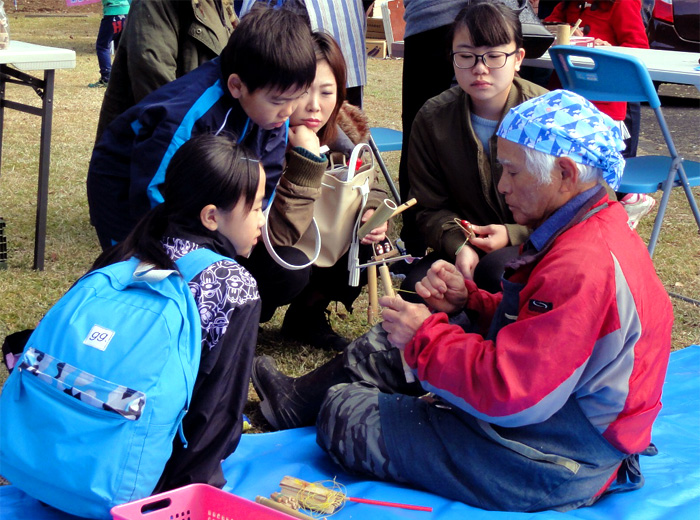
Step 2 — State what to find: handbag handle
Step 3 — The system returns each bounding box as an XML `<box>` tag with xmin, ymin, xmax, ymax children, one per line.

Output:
<box><xmin>261</xmin><ymin>142</ymin><xmax>372</xmax><ymax>270</ymax></box>
<box><xmin>261</xmin><ymin>215</ymin><xmax>321</xmax><ymax>270</ymax></box>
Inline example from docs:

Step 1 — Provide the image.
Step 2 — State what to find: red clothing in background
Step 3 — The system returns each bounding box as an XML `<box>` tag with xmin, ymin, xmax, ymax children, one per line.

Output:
<box><xmin>546</xmin><ymin>0</ymin><xmax>649</xmax><ymax>120</ymax></box>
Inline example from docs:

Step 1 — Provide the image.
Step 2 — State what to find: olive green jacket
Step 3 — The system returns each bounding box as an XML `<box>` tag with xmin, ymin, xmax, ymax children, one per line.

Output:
<box><xmin>95</xmin><ymin>0</ymin><xmax>235</xmax><ymax>141</ymax></box>
<box><xmin>407</xmin><ymin>78</ymin><xmax>548</xmax><ymax>260</ymax></box>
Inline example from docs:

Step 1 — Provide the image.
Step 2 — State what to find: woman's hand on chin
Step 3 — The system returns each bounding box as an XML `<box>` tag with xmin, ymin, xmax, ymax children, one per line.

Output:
<box><xmin>288</xmin><ymin>124</ymin><xmax>322</xmax><ymax>156</ymax></box>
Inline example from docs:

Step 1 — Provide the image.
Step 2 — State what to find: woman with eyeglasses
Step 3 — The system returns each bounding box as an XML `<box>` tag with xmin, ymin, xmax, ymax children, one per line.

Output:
<box><xmin>399</xmin><ymin>0</ymin><xmax>548</xmax><ymax>300</ymax></box>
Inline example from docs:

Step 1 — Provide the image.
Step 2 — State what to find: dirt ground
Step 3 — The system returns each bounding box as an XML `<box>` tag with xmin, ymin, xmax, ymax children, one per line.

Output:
<box><xmin>7</xmin><ymin>0</ymin><xmax>101</xmax><ymax>14</ymax></box>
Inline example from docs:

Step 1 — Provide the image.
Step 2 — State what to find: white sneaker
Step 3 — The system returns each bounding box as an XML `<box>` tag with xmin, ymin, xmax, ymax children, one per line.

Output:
<box><xmin>620</xmin><ymin>193</ymin><xmax>656</xmax><ymax>230</ymax></box>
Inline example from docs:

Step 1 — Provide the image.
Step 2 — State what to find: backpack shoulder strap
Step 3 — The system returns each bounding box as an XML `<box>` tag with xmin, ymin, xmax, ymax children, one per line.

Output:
<box><xmin>175</xmin><ymin>248</ymin><xmax>231</xmax><ymax>282</ymax></box>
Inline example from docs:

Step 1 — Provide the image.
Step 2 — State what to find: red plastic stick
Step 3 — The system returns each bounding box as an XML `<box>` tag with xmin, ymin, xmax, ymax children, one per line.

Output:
<box><xmin>347</xmin><ymin>496</ymin><xmax>432</xmax><ymax>512</ymax></box>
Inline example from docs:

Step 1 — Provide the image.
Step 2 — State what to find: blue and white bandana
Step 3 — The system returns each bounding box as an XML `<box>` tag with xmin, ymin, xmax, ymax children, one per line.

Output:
<box><xmin>496</xmin><ymin>90</ymin><xmax>626</xmax><ymax>190</ymax></box>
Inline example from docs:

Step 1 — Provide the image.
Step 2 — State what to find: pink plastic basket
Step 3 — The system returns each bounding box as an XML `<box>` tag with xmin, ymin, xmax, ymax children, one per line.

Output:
<box><xmin>110</xmin><ymin>484</ymin><xmax>295</xmax><ymax>520</ymax></box>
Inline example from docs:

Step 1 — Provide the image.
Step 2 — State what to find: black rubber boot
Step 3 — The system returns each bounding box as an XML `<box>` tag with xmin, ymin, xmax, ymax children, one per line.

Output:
<box><xmin>251</xmin><ymin>354</ymin><xmax>350</xmax><ymax>430</ymax></box>
<box><xmin>281</xmin><ymin>300</ymin><xmax>349</xmax><ymax>351</ymax></box>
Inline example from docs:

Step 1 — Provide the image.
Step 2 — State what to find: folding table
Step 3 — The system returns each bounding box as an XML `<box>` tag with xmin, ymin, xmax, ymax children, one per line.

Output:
<box><xmin>523</xmin><ymin>46</ymin><xmax>700</xmax><ymax>91</ymax></box>
<box><xmin>0</xmin><ymin>40</ymin><xmax>76</xmax><ymax>270</ymax></box>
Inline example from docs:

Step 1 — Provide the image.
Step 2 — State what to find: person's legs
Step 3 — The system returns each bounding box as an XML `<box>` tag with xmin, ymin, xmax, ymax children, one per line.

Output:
<box><xmin>617</xmin><ymin>102</ymin><xmax>655</xmax><ymax>229</ymax></box>
<box><xmin>321</xmin><ymin>389</ymin><xmax>628</xmax><ymax>512</ymax></box>
<box><xmin>281</xmin><ymin>247</ymin><xmax>370</xmax><ymax>350</ymax></box>
<box><xmin>93</xmin><ymin>16</ymin><xmax>116</xmax><ymax>86</ymax></box>
<box><xmin>316</xmin><ymin>381</ymin><xmax>407</xmax><ymax>482</ymax></box>
<box><xmin>622</xmin><ymin>102</ymin><xmax>641</xmax><ymax>159</ymax></box>
<box><xmin>111</xmin><ymin>14</ymin><xmax>127</xmax><ymax>51</ymax></box>
<box><xmin>253</xmin><ymin>324</ymin><xmax>421</xmax><ymax>430</ymax></box>
<box><xmin>345</xmin><ymin>85</ymin><xmax>363</xmax><ymax>109</ymax></box>
<box><xmin>399</xmin><ymin>26</ymin><xmax>455</xmax><ymax>256</ymax></box>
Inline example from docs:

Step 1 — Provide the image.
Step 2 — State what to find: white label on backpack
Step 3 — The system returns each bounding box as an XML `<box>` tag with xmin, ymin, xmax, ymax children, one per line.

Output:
<box><xmin>83</xmin><ymin>325</ymin><xmax>115</xmax><ymax>351</ymax></box>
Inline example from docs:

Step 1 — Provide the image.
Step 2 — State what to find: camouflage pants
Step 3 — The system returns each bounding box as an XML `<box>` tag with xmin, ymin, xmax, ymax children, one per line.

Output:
<box><xmin>318</xmin><ymin>325</ymin><xmax>635</xmax><ymax>511</ymax></box>
<box><xmin>316</xmin><ymin>324</ymin><xmax>423</xmax><ymax>482</ymax></box>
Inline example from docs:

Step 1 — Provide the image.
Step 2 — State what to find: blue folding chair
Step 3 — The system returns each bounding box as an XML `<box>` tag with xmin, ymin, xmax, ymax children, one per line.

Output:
<box><xmin>549</xmin><ymin>46</ymin><xmax>700</xmax><ymax>257</ymax></box>
<box><xmin>369</xmin><ymin>127</ymin><xmax>402</xmax><ymax>203</ymax></box>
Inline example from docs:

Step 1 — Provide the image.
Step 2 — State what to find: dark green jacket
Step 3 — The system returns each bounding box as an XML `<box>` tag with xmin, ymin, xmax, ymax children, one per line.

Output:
<box><xmin>95</xmin><ymin>0</ymin><xmax>235</xmax><ymax>142</ymax></box>
<box><xmin>407</xmin><ymin>77</ymin><xmax>548</xmax><ymax>260</ymax></box>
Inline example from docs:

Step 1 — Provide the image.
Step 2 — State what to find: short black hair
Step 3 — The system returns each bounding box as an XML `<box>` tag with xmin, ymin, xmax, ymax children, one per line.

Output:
<box><xmin>220</xmin><ymin>6</ymin><xmax>316</xmax><ymax>93</ymax></box>
<box><xmin>451</xmin><ymin>0</ymin><xmax>524</xmax><ymax>50</ymax></box>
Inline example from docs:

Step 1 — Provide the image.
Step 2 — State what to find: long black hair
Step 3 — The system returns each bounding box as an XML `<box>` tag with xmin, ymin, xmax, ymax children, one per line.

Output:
<box><xmin>92</xmin><ymin>134</ymin><xmax>261</xmax><ymax>271</ymax></box>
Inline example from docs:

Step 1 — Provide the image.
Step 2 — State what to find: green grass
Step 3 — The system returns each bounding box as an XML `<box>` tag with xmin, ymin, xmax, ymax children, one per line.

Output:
<box><xmin>1</xmin><ymin>15</ymin><xmax>698</xmax><ymax>435</ymax></box>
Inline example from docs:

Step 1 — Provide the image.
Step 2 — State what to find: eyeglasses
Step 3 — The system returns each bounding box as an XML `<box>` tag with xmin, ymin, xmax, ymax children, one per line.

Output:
<box><xmin>451</xmin><ymin>50</ymin><xmax>518</xmax><ymax>70</ymax></box>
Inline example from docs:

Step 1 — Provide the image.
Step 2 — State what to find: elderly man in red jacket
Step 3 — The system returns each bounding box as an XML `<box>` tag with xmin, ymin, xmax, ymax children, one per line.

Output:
<box><xmin>252</xmin><ymin>89</ymin><xmax>673</xmax><ymax>512</ymax></box>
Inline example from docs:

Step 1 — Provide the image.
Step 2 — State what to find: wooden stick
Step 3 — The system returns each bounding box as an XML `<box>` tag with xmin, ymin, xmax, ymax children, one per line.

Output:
<box><xmin>389</xmin><ymin>197</ymin><xmax>417</xmax><ymax>218</ymax></box>
<box><xmin>377</xmin><ymin>263</ymin><xmax>415</xmax><ymax>383</ymax></box>
<box><xmin>255</xmin><ymin>496</ymin><xmax>316</xmax><ymax>519</ymax></box>
<box><xmin>358</xmin><ymin>254</ymin><xmax>415</xmax><ymax>269</ymax></box>
<box><xmin>347</xmin><ymin>496</ymin><xmax>432</xmax><ymax>512</ymax></box>
<box><xmin>570</xmin><ymin>18</ymin><xmax>582</xmax><ymax>35</ymax></box>
<box><xmin>367</xmin><ymin>264</ymin><xmax>378</xmax><ymax>322</ymax></box>
<box><xmin>378</xmin><ymin>264</ymin><xmax>394</xmax><ymax>297</ymax></box>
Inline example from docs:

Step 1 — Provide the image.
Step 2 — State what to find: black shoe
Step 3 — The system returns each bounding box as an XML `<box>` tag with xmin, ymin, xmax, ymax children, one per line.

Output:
<box><xmin>252</xmin><ymin>354</ymin><xmax>350</xmax><ymax>431</ymax></box>
<box><xmin>281</xmin><ymin>303</ymin><xmax>349</xmax><ymax>351</ymax></box>
<box><xmin>251</xmin><ymin>356</ymin><xmax>303</xmax><ymax>430</ymax></box>
<box><xmin>88</xmin><ymin>78</ymin><xmax>108</xmax><ymax>88</ymax></box>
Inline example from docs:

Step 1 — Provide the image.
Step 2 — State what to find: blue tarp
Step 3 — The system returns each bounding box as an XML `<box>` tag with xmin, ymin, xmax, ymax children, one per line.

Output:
<box><xmin>2</xmin><ymin>345</ymin><xmax>699</xmax><ymax>519</ymax></box>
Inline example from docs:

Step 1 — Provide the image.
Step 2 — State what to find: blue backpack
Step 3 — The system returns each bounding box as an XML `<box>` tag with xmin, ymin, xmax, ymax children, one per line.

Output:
<box><xmin>0</xmin><ymin>248</ymin><xmax>227</xmax><ymax>519</ymax></box>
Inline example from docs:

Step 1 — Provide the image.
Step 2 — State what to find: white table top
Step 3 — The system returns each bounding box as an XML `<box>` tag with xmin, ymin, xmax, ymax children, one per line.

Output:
<box><xmin>524</xmin><ymin>46</ymin><xmax>700</xmax><ymax>91</ymax></box>
<box><xmin>0</xmin><ymin>40</ymin><xmax>76</xmax><ymax>71</ymax></box>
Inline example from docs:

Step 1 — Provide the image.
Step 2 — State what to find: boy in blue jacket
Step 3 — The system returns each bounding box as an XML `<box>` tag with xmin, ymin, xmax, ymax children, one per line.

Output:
<box><xmin>87</xmin><ymin>6</ymin><xmax>316</xmax><ymax>251</ymax></box>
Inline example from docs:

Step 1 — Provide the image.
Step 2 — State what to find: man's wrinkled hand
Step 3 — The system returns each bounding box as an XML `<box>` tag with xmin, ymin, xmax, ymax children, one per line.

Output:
<box><xmin>455</xmin><ymin>243</ymin><xmax>479</xmax><ymax>280</ymax></box>
<box><xmin>415</xmin><ymin>260</ymin><xmax>469</xmax><ymax>314</ymax></box>
<box><xmin>380</xmin><ymin>294</ymin><xmax>431</xmax><ymax>348</ymax></box>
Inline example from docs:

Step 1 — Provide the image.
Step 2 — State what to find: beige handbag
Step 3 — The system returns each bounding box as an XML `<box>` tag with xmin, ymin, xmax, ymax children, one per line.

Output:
<box><xmin>262</xmin><ymin>143</ymin><xmax>373</xmax><ymax>273</ymax></box>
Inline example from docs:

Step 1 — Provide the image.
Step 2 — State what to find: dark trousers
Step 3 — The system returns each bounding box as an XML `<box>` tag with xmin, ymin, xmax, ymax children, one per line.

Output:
<box><xmin>238</xmin><ymin>244</ymin><xmax>312</xmax><ymax>322</ymax></box>
<box><xmin>317</xmin><ymin>326</ymin><xmax>634</xmax><ymax>512</ymax></box>
<box><xmin>398</xmin><ymin>25</ymin><xmax>456</xmax><ymax>256</ymax></box>
<box><xmin>96</xmin><ymin>15</ymin><xmax>126</xmax><ymax>82</ymax></box>
<box><xmin>346</xmin><ymin>86</ymin><xmax>363</xmax><ymax>109</ymax></box>
<box><xmin>623</xmin><ymin>102</ymin><xmax>641</xmax><ymax>159</ymax></box>
<box><xmin>616</xmin><ymin>102</ymin><xmax>641</xmax><ymax>199</ymax></box>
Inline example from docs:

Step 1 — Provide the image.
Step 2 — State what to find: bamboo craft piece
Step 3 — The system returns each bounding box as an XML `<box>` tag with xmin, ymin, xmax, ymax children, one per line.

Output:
<box><xmin>362</xmin><ymin>197</ymin><xmax>418</xmax><ymax>323</ymax></box>
<box><xmin>367</xmin><ymin>264</ymin><xmax>379</xmax><ymax>321</ymax></box>
<box><xmin>390</xmin><ymin>197</ymin><xmax>417</xmax><ymax>219</ymax></box>
<box><xmin>275</xmin><ymin>476</ymin><xmax>432</xmax><ymax>515</ymax></box>
<box><xmin>570</xmin><ymin>18</ymin><xmax>583</xmax><ymax>35</ymax></box>
<box><xmin>356</xmin><ymin>197</ymin><xmax>419</xmax><ymax>381</ymax></box>
<box><xmin>366</xmin><ymin>239</ymin><xmax>399</xmax><ymax>322</ymax></box>
<box><xmin>255</xmin><ymin>496</ymin><xmax>316</xmax><ymax>519</ymax></box>
<box><xmin>357</xmin><ymin>198</ymin><xmax>397</xmax><ymax>239</ymax></box>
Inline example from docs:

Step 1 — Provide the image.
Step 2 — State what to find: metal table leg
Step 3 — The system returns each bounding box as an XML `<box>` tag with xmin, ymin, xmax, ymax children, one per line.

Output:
<box><xmin>34</xmin><ymin>69</ymin><xmax>54</xmax><ymax>271</ymax></box>
<box><xmin>0</xmin><ymin>65</ymin><xmax>55</xmax><ymax>270</ymax></box>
